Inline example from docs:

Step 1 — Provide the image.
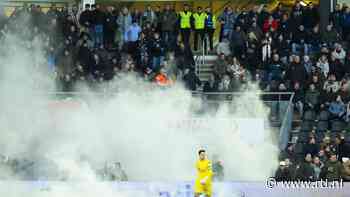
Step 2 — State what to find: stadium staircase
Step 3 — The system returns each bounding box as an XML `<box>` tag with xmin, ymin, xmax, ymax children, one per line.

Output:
<box><xmin>194</xmin><ymin>52</ymin><xmax>217</xmax><ymax>82</ymax></box>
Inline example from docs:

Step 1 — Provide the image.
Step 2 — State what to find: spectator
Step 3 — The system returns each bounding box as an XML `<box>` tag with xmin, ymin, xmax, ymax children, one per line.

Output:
<box><xmin>322</xmin><ymin>24</ymin><xmax>340</xmax><ymax>45</ymax></box>
<box><xmin>275</xmin><ymin>161</ymin><xmax>292</xmax><ymax>181</ymax></box>
<box><xmin>230</xmin><ymin>25</ymin><xmax>246</xmax><ymax>58</ymax></box>
<box><xmin>286</xmin><ymin>55</ymin><xmax>308</xmax><ymax>85</ymax></box>
<box><xmin>218</xmin><ymin>74</ymin><xmax>234</xmax><ymax>92</ymax></box>
<box><xmin>263</xmin><ymin>15</ymin><xmax>278</xmax><ymax>33</ymax></box>
<box><xmin>342</xmin><ymin>7</ymin><xmax>350</xmax><ymax>41</ymax></box>
<box><xmin>329</xmin><ymin>95</ymin><xmax>346</xmax><ymax>120</ymax></box>
<box><xmin>154</xmin><ymin>66</ymin><xmax>173</xmax><ymax>87</ymax></box>
<box><xmin>213</xmin><ymin>53</ymin><xmax>227</xmax><ymax>80</ymax></box>
<box><xmin>183</xmin><ymin>67</ymin><xmax>201</xmax><ymax>91</ymax></box>
<box><xmin>91</xmin><ymin>4</ymin><xmax>105</xmax><ymax>48</ymax></box>
<box><xmin>267</xmin><ymin>54</ymin><xmax>284</xmax><ymax>82</ymax></box>
<box><xmin>117</xmin><ymin>7</ymin><xmax>132</xmax><ymax>48</ymax></box>
<box><xmin>258</xmin><ymin>5</ymin><xmax>270</xmax><ymax>28</ymax></box>
<box><xmin>292</xmin><ymin>25</ymin><xmax>308</xmax><ymax>55</ymax></box>
<box><xmin>330</xmin><ymin>4</ymin><xmax>343</xmax><ymax>33</ymax></box>
<box><xmin>142</xmin><ymin>5</ymin><xmax>157</xmax><ymax>28</ymax></box>
<box><xmin>308</xmin><ymin>25</ymin><xmax>321</xmax><ymax>54</ymax></box>
<box><xmin>305</xmin><ymin>84</ymin><xmax>320</xmax><ymax>110</ymax></box>
<box><xmin>218</xmin><ymin>6</ymin><xmax>236</xmax><ymax>42</ymax></box>
<box><xmin>203</xmin><ymin>74</ymin><xmax>219</xmax><ymax>96</ymax></box>
<box><xmin>150</xmin><ymin>32</ymin><xmax>165</xmax><ymax>70</ymax></box>
<box><xmin>104</xmin><ymin>6</ymin><xmax>118</xmax><ymax>49</ymax></box>
<box><xmin>316</xmin><ymin>55</ymin><xmax>330</xmax><ymax>78</ymax></box>
<box><xmin>290</xmin><ymin>2</ymin><xmax>303</xmax><ymax>30</ymax></box>
<box><xmin>295</xmin><ymin>154</ymin><xmax>315</xmax><ymax>181</ymax></box>
<box><xmin>79</xmin><ymin>4</ymin><xmax>92</xmax><ymax>29</ymax></box>
<box><xmin>160</xmin><ymin>4</ymin><xmax>178</xmax><ymax>50</ymax></box>
<box><xmin>125</xmin><ymin>20</ymin><xmax>141</xmax><ymax>54</ymax></box>
<box><xmin>324</xmin><ymin>74</ymin><xmax>340</xmax><ymax>93</ymax></box>
<box><xmin>331</xmin><ymin>43</ymin><xmax>346</xmax><ymax>64</ymax></box>
<box><xmin>321</xmin><ymin>153</ymin><xmax>342</xmax><ymax>181</ymax></box>
<box><xmin>216</xmin><ymin>37</ymin><xmax>231</xmax><ymax>57</ymax></box>
<box><xmin>245</xmin><ymin>32</ymin><xmax>259</xmax><ymax>71</ymax></box>
<box><xmin>302</xmin><ymin>2</ymin><xmax>319</xmax><ymax>30</ymax></box>
<box><xmin>318</xmin><ymin>149</ymin><xmax>328</xmax><ymax>164</ymax></box>
<box><xmin>303</xmin><ymin>137</ymin><xmax>319</xmax><ymax>157</ymax></box>
<box><xmin>292</xmin><ymin>82</ymin><xmax>305</xmax><ymax>117</ymax></box>
<box><xmin>204</xmin><ymin>7</ymin><xmax>216</xmax><ymax>52</ymax></box>
<box><xmin>131</xmin><ymin>8</ymin><xmax>142</xmax><ymax>25</ymax></box>
<box><xmin>303</xmin><ymin>55</ymin><xmax>313</xmax><ymax>76</ymax></box>
<box><xmin>311</xmin><ymin>156</ymin><xmax>324</xmax><ymax>181</ymax></box>
<box><xmin>260</xmin><ymin>33</ymin><xmax>272</xmax><ymax>65</ymax></box>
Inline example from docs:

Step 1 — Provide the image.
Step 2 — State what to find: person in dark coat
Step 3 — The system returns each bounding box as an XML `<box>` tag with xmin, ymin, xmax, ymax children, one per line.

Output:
<box><xmin>79</xmin><ymin>4</ymin><xmax>92</xmax><ymax>28</ymax></box>
<box><xmin>302</xmin><ymin>2</ymin><xmax>319</xmax><ymax>30</ymax></box>
<box><xmin>104</xmin><ymin>6</ymin><xmax>118</xmax><ymax>49</ymax></box>
<box><xmin>303</xmin><ymin>137</ymin><xmax>320</xmax><ymax>157</ymax></box>
<box><xmin>275</xmin><ymin>161</ymin><xmax>292</xmax><ymax>181</ymax></box>
<box><xmin>286</xmin><ymin>55</ymin><xmax>308</xmax><ymax>85</ymax></box>
<box><xmin>294</xmin><ymin>154</ymin><xmax>315</xmax><ymax>181</ymax></box>
<box><xmin>183</xmin><ymin>67</ymin><xmax>201</xmax><ymax>91</ymax></box>
<box><xmin>90</xmin><ymin>4</ymin><xmax>105</xmax><ymax>48</ymax></box>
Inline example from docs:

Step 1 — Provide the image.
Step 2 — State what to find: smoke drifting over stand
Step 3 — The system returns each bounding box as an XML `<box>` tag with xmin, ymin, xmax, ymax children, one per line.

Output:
<box><xmin>0</xmin><ymin>6</ymin><xmax>278</xmax><ymax>196</ymax></box>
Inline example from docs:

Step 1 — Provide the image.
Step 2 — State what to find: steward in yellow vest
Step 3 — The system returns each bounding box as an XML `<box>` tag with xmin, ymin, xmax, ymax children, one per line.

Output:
<box><xmin>179</xmin><ymin>4</ymin><xmax>192</xmax><ymax>46</ymax></box>
<box><xmin>193</xmin><ymin>6</ymin><xmax>207</xmax><ymax>51</ymax></box>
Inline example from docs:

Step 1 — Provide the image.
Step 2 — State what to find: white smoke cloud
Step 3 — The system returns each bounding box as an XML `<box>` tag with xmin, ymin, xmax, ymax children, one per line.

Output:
<box><xmin>0</xmin><ymin>6</ymin><xmax>279</xmax><ymax>196</ymax></box>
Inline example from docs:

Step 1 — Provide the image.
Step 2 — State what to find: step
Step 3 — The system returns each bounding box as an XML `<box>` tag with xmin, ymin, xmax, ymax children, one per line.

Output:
<box><xmin>194</xmin><ymin>55</ymin><xmax>218</xmax><ymax>62</ymax></box>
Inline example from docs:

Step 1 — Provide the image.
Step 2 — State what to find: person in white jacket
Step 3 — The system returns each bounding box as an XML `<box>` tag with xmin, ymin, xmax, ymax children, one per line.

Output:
<box><xmin>216</xmin><ymin>37</ymin><xmax>231</xmax><ymax>56</ymax></box>
<box><xmin>316</xmin><ymin>55</ymin><xmax>329</xmax><ymax>78</ymax></box>
<box><xmin>331</xmin><ymin>43</ymin><xmax>346</xmax><ymax>64</ymax></box>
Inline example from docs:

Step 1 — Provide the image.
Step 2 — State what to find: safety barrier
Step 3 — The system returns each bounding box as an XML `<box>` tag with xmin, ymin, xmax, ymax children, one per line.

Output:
<box><xmin>0</xmin><ymin>181</ymin><xmax>348</xmax><ymax>197</ymax></box>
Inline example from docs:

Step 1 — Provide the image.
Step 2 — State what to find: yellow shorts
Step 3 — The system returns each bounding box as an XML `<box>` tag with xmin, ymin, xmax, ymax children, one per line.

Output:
<box><xmin>194</xmin><ymin>179</ymin><xmax>212</xmax><ymax>196</ymax></box>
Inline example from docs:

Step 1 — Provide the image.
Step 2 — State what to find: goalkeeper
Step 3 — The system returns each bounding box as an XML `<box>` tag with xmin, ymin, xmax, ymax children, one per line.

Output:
<box><xmin>194</xmin><ymin>149</ymin><xmax>213</xmax><ymax>197</ymax></box>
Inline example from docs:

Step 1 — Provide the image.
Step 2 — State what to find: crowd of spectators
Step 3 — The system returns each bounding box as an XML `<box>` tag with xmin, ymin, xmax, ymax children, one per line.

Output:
<box><xmin>0</xmin><ymin>3</ymin><xmax>203</xmax><ymax>92</ymax></box>
<box><xmin>202</xmin><ymin>0</ymin><xmax>350</xmax><ymax>182</ymax></box>
<box><xmin>2</xmin><ymin>0</ymin><xmax>350</xmax><ymax>182</ymax></box>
